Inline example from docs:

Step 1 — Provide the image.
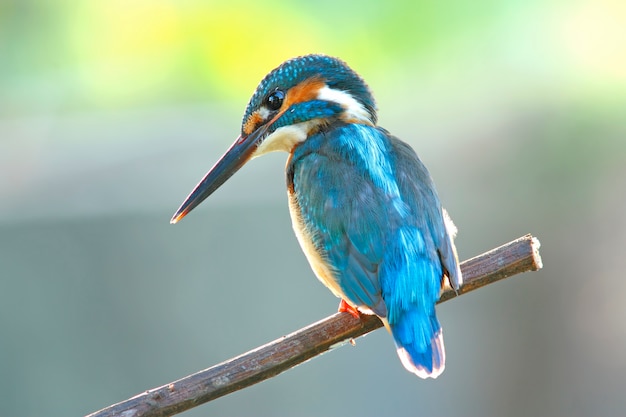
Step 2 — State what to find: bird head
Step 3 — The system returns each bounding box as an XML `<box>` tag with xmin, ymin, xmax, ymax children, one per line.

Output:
<box><xmin>171</xmin><ymin>54</ymin><xmax>377</xmax><ymax>223</ymax></box>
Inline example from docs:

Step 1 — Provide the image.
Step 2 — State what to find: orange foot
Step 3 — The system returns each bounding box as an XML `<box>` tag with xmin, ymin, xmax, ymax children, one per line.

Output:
<box><xmin>338</xmin><ymin>299</ymin><xmax>361</xmax><ymax>319</ymax></box>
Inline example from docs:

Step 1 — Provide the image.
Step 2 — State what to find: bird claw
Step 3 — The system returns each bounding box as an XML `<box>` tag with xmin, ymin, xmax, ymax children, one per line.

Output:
<box><xmin>338</xmin><ymin>299</ymin><xmax>361</xmax><ymax>319</ymax></box>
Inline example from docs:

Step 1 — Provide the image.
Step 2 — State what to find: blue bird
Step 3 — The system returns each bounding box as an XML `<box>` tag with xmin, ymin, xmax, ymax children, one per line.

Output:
<box><xmin>171</xmin><ymin>55</ymin><xmax>462</xmax><ymax>378</ymax></box>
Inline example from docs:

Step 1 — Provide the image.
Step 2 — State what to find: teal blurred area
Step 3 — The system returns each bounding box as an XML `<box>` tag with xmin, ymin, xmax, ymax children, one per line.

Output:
<box><xmin>1</xmin><ymin>1</ymin><xmax>626</xmax><ymax>416</ymax></box>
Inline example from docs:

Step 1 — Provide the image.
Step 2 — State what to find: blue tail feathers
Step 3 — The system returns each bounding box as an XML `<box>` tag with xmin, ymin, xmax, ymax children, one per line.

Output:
<box><xmin>389</xmin><ymin>308</ymin><xmax>446</xmax><ymax>379</ymax></box>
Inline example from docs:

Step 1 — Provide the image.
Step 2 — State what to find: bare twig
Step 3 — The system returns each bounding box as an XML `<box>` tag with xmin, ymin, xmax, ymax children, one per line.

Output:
<box><xmin>86</xmin><ymin>234</ymin><xmax>542</xmax><ymax>417</ymax></box>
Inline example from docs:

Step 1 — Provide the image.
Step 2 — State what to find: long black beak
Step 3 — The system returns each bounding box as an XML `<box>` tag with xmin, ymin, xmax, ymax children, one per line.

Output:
<box><xmin>170</xmin><ymin>125</ymin><xmax>269</xmax><ymax>224</ymax></box>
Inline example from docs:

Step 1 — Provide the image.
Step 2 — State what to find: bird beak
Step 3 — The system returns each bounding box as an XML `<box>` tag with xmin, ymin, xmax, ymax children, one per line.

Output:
<box><xmin>170</xmin><ymin>124</ymin><xmax>270</xmax><ymax>224</ymax></box>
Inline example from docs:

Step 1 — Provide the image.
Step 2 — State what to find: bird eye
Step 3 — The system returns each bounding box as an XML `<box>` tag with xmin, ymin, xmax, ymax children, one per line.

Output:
<box><xmin>265</xmin><ymin>90</ymin><xmax>285</xmax><ymax>111</ymax></box>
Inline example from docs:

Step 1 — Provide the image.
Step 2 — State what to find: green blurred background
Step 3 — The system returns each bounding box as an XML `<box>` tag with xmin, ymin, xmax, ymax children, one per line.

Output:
<box><xmin>1</xmin><ymin>0</ymin><xmax>625</xmax><ymax>416</ymax></box>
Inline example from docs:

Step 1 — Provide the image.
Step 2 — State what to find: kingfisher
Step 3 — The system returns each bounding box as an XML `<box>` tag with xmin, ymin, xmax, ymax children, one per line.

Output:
<box><xmin>171</xmin><ymin>54</ymin><xmax>462</xmax><ymax>378</ymax></box>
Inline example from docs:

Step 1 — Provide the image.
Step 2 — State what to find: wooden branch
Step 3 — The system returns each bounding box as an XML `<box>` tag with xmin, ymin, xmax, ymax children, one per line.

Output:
<box><xmin>86</xmin><ymin>234</ymin><xmax>542</xmax><ymax>417</ymax></box>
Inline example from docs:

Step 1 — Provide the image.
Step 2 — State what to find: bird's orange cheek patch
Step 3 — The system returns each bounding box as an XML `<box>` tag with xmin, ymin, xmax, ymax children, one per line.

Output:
<box><xmin>284</xmin><ymin>78</ymin><xmax>326</xmax><ymax>108</ymax></box>
<box><xmin>243</xmin><ymin>78</ymin><xmax>325</xmax><ymax>135</ymax></box>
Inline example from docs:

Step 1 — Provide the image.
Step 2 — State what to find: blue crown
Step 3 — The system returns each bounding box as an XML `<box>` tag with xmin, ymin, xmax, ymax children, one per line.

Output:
<box><xmin>242</xmin><ymin>54</ymin><xmax>377</xmax><ymax>130</ymax></box>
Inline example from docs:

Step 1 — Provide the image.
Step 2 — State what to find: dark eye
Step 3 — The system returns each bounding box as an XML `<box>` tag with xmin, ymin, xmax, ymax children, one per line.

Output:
<box><xmin>265</xmin><ymin>89</ymin><xmax>285</xmax><ymax>111</ymax></box>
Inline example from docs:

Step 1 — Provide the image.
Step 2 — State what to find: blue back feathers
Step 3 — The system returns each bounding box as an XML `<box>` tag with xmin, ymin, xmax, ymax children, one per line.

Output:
<box><xmin>288</xmin><ymin>122</ymin><xmax>457</xmax><ymax>376</ymax></box>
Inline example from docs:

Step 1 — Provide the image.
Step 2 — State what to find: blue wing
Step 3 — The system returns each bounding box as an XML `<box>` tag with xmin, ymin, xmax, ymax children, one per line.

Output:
<box><xmin>288</xmin><ymin>123</ymin><xmax>460</xmax><ymax>377</ymax></box>
<box><xmin>289</xmin><ymin>140</ymin><xmax>389</xmax><ymax>316</ymax></box>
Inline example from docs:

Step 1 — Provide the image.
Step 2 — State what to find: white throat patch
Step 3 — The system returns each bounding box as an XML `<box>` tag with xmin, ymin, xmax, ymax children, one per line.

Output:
<box><xmin>250</xmin><ymin>121</ymin><xmax>313</xmax><ymax>159</ymax></box>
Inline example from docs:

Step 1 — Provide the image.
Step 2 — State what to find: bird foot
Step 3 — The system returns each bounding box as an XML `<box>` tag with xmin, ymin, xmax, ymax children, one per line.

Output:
<box><xmin>338</xmin><ymin>299</ymin><xmax>361</xmax><ymax>319</ymax></box>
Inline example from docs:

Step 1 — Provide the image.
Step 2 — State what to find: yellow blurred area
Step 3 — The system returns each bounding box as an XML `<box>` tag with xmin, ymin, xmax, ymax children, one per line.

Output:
<box><xmin>1</xmin><ymin>0</ymin><xmax>624</xmax><ymax>113</ymax></box>
<box><xmin>65</xmin><ymin>1</ymin><xmax>330</xmax><ymax>103</ymax></box>
<box><xmin>558</xmin><ymin>0</ymin><xmax>626</xmax><ymax>87</ymax></box>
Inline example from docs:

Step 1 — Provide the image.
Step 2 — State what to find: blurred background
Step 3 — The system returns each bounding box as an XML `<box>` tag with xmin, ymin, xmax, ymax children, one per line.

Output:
<box><xmin>1</xmin><ymin>0</ymin><xmax>625</xmax><ymax>416</ymax></box>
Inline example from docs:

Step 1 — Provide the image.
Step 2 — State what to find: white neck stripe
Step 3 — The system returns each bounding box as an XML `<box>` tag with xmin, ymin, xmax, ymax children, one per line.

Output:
<box><xmin>316</xmin><ymin>85</ymin><xmax>373</xmax><ymax>124</ymax></box>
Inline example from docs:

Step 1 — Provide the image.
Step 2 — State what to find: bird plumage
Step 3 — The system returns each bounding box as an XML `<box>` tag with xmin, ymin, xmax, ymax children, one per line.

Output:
<box><xmin>171</xmin><ymin>54</ymin><xmax>461</xmax><ymax>378</ymax></box>
<box><xmin>288</xmin><ymin>122</ymin><xmax>460</xmax><ymax>377</ymax></box>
